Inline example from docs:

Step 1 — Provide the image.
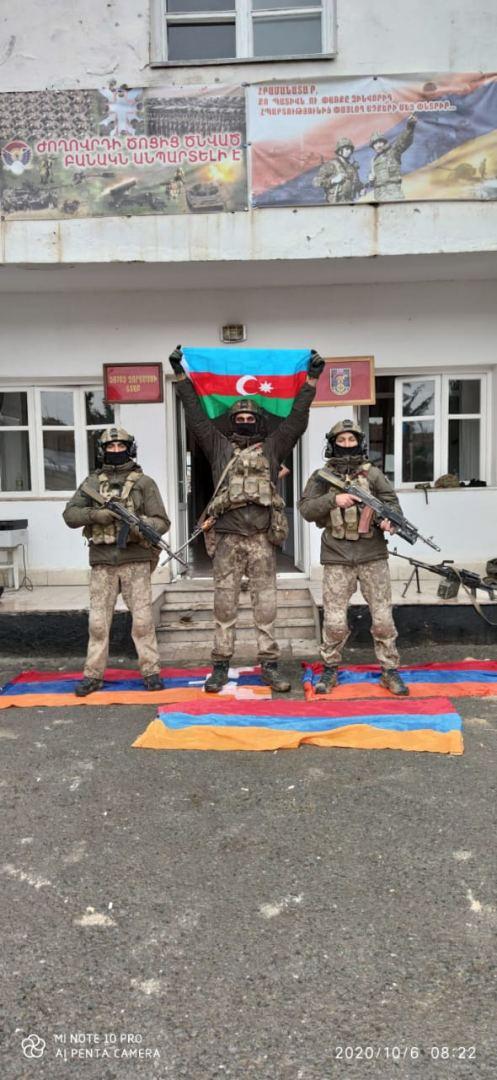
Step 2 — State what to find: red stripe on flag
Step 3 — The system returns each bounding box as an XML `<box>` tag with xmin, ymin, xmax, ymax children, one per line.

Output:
<box><xmin>190</xmin><ymin>371</ymin><xmax>307</xmax><ymax>399</ymax></box>
<box><xmin>158</xmin><ymin>697</ymin><xmax>455</xmax><ymax>719</ymax></box>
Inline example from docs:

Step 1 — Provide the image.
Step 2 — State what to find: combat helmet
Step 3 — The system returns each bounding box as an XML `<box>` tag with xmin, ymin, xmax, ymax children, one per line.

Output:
<box><xmin>336</xmin><ymin>136</ymin><xmax>354</xmax><ymax>153</ymax></box>
<box><xmin>229</xmin><ymin>397</ymin><xmax>266</xmax><ymax>437</ymax></box>
<box><xmin>97</xmin><ymin>425</ymin><xmax>137</xmax><ymax>462</ymax></box>
<box><xmin>370</xmin><ymin>131</ymin><xmax>388</xmax><ymax>148</ymax></box>
<box><xmin>325</xmin><ymin>418</ymin><xmax>366</xmax><ymax>457</ymax></box>
<box><xmin>229</xmin><ymin>398</ymin><xmax>263</xmax><ymax>419</ymax></box>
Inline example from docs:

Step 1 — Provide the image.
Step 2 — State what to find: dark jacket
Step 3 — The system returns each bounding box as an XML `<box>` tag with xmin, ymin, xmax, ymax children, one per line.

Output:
<box><xmin>63</xmin><ymin>462</ymin><xmax>170</xmax><ymax>567</ymax></box>
<box><xmin>298</xmin><ymin>462</ymin><xmax>401</xmax><ymax>566</ymax></box>
<box><xmin>175</xmin><ymin>377</ymin><xmax>316</xmax><ymax>536</ymax></box>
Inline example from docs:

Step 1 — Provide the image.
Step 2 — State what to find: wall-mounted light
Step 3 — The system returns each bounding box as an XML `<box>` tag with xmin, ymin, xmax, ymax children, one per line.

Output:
<box><xmin>220</xmin><ymin>324</ymin><xmax>247</xmax><ymax>343</ymax></box>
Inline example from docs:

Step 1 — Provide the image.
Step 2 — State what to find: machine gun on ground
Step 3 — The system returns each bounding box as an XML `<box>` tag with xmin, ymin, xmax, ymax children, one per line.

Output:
<box><xmin>318</xmin><ymin>468</ymin><xmax>440</xmax><ymax>552</ymax></box>
<box><xmin>391</xmin><ymin>550</ymin><xmax>496</xmax><ymax>601</ymax></box>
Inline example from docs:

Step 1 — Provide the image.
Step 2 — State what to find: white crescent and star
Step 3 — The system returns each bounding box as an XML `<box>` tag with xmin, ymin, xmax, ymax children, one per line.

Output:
<box><xmin>235</xmin><ymin>375</ymin><xmax>274</xmax><ymax>395</ymax></box>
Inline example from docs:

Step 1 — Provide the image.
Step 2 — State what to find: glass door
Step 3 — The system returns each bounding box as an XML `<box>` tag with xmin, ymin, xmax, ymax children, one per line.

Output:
<box><xmin>174</xmin><ymin>392</ymin><xmax>189</xmax><ymax>576</ymax></box>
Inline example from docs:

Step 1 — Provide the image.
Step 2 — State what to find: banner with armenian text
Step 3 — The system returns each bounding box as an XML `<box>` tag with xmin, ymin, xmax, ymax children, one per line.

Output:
<box><xmin>0</xmin><ymin>85</ymin><xmax>247</xmax><ymax>220</ymax></box>
<box><xmin>248</xmin><ymin>72</ymin><xmax>497</xmax><ymax>207</ymax></box>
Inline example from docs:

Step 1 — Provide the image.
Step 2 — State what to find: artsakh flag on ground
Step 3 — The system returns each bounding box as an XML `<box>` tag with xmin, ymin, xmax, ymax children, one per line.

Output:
<box><xmin>0</xmin><ymin>667</ymin><xmax>270</xmax><ymax>708</ymax></box>
<box><xmin>133</xmin><ymin>697</ymin><xmax>463</xmax><ymax>754</ymax></box>
<box><xmin>182</xmin><ymin>347</ymin><xmax>311</xmax><ymax>418</ymax></box>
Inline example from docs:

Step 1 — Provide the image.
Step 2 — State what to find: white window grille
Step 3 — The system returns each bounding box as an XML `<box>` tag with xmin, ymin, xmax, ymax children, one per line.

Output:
<box><xmin>0</xmin><ymin>386</ymin><xmax>118</xmax><ymax>497</ymax></box>
<box><xmin>150</xmin><ymin>0</ymin><xmax>336</xmax><ymax>63</ymax></box>
<box><xmin>394</xmin><ymin>374</ymin><xmax>488</xmax><ymax>489</ymax></box>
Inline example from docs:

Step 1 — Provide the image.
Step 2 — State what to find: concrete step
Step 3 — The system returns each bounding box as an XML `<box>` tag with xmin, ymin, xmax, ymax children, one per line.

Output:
<box><xmin>158</xmin><ymin>604</ymin><xmax>314</xmax><ymax>627</ymax></box>
<box><xmin>158</xmin><ymin>638</ymin><xmax>320</xmax><ymax>662</ymax></box>
<box><xmin>160</xmin><ymin>589</ymin><xmax>312</xmax><ymax>612</ymax></box>
<box><xmin>157</xmin><ymin>619</ymin><xmax>317</xmax><ymax>644</ymax></box>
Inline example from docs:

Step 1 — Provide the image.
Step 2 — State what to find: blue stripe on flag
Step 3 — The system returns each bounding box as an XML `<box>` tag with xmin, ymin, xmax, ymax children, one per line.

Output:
<box><xmin>182</xmin><ymin>348</ymin><xmax>311</xmax><ymax>376</ymax></box>
<box><xmin>0</xmin><ymin>673</ymin><xmax>263</xmax><ymax>696</ymax></box>
<box><xmin>304</xmin><ymin>669</ymin><xmax>497</xmax><ymax>686</ymax></box>
<box><xmin>160</xmin><ymin>711</ymin><xmax>461</xmax><ymax>734</ymax></box>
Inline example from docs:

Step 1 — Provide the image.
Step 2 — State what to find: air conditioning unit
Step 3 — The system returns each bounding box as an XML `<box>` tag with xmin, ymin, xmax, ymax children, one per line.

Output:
<box><xmin>220</xmin><ymin>324</ymin><xmax>247</xmax><ymax>344</ymax></box>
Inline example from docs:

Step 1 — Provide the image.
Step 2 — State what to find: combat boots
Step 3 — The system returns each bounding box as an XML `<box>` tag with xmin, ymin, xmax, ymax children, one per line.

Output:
<box><xmin>379</xmin><ymin>668</ymin><xmax>409</xmax><ymax>696</ymax></box>
<box><xmin>205</xmin><ymin>660</ymin><xmax>230</xmax><ymax>693</ymax></box>
<box><xmin>74</xmin><ymin>677</ymin><xmax>103</xmax><ymax>697</ymax></box>
<box><xmin>315</xmin><ymin>666</ymin><xmax>338</xmax><ymax>694</ymax></box>
<box><xmin>143</xmin><ymin>674</ymin><xmax>163</xmax><ymax>691</ymax></box>
<box><xmin>260</xmin><ymin>661</ymin><xmax>291</xmax><ymax>692</ymax></box>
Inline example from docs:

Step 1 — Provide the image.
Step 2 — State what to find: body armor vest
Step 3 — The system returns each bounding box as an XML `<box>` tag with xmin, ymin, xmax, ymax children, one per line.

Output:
<box><xmin>329</xmin><ymin>463</ymin><xmax>373</xmax><ymax>541</ymax></box>
<box><xmin>90</xmin><ymin>470</ymin><xmax>141</xmax><ymax>545</ymax></box>
<box><xmin>210</xmin><ymin>446</ymin><xmax>273</xmax><ymax>515</ymax></box>
<box><xmin>207</xmin><ymin>445</ymin><xmax>288</xmax><ymax>547</ymax></box>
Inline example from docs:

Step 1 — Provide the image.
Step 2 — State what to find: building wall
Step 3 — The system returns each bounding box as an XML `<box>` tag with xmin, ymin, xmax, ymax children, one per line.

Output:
<box><xmin>1</xmin><ymin>276</ymin><xmax>496</xmax><ymax>579</ymax></box>
<box><xmin>1</xmin><ymin>0</ymin><xmax>495</xmax><ymax>92</ymax></box>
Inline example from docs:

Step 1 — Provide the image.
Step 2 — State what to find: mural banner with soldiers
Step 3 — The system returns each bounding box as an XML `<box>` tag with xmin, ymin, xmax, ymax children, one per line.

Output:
<box><xmin>0</xmin><ymin>84</ymin><xmax>247</xmax><ymax>219</ymax></box>
<box><xmin>248</xmin><ymin>72</ymin><xmax>497</xmax><ymax>207</ymax></box>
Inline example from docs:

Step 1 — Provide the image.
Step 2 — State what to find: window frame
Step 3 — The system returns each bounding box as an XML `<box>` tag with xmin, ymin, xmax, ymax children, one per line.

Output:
<box><xmin>0</xmin><ymin>384</ymin><xmax>119</xmax><ymax>499</ymax></box>
<box><xmin>394</xmin><ymin>372</ymin><xmax>488</xmax><ymax>490</ymax></box>
<box><xmin>150</xmin><ymin>0</ymin><xmax>336</xmax><ymax>65</ymax></box>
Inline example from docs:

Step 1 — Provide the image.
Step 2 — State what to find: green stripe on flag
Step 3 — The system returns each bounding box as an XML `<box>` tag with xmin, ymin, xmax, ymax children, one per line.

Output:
<box><xmin>200</xmin><ymin>394</ymin><xmax>293</xmax><ymax>419</ymax></box>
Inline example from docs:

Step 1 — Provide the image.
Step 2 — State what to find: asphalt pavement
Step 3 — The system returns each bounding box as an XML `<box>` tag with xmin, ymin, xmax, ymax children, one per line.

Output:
<box><xmin>0</xmin><ymin>644</ymin><xmax>496</xmax><ymax>1080</ymax></box>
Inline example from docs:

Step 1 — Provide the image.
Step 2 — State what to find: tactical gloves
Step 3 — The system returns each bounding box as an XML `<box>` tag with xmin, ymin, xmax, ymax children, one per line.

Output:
<box><xmin>308</xmin><ymin>350</ymin><xmax>325</xmax><ymax>378</ymax></box>
<box><xmin>89</xmin><ymin>508</ymin><xmax>115</xmax><ymax>525</ymax></box>
<box><xmin>169</xmin><ymin>345</ymin><xmax>184</xmax><ymax>377</ymax></box>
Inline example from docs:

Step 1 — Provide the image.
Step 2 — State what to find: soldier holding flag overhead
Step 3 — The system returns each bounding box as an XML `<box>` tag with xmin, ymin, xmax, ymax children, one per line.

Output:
<box><xmin>169</xmin><ymin>346</ymin><xmax>323</xmax><ymax>692</ymax></box>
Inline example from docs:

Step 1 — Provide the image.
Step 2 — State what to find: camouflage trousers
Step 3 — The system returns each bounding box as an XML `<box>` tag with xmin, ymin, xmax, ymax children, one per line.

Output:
<box><xmin>85</xmin><ymin>562</ymin><xmax>160</xmax><ymax>679</ymax></box>
<box><xmin>212</xmin><ymin>533</ymin><xmax>278</xmax><ymax>661</ymax></box>
<box><xmin>374</xmin><ymin>181</ymin><xmax>404</xmax><ymax>201</ymax></box>
<box><xmin>321</xmin><ymin>560</ymin><xmax>399</xmax><ymax>668</ymax></box>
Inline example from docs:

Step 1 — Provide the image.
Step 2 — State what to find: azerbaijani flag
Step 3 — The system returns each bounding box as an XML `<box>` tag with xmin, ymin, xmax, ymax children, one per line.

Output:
<box><xmin>182</xmin><ymin>347</ymin><xmax>311</xmax><ymax>418</ymax></box>
<box><xmin>133</xmin><ymin>697</ymin><xmax>463</xmax><ymax>754</ymax></box>
<box><xmin>302</xmin><ymin>661</ymin><xmax>497</xmax><ymax>700</ymax></box>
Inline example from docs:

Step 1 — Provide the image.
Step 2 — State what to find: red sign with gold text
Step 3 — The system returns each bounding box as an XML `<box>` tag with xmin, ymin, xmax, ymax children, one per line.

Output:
<box><xmin>312</xmin><ymin>356</ymin><xmax>375</xmax><ymax>407</ymax></box>
<box><xmin>103</xmin><ymin>363</ymin><xmax>164</xmax><ymax>404</ymax></box>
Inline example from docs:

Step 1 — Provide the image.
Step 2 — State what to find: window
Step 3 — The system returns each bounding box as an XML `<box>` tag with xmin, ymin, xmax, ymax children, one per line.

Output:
<box><xmin>151</xmin><ymin>0</ymin><xmax>335</xmax><ymax>63</ymax></box>
<box><xmin>0</xmin><ymin>387</ymin><xmax>117</xmax><ymax>497</ymax></box>
<box><xmin>361</xmin><ymin>374</ymin><xmax>488</xmax><ymax>489</ymax></box>
<box><xmin>0</xmin><ymin>391</ymin><xmax>32</xmax><ymax>493</ymax></box>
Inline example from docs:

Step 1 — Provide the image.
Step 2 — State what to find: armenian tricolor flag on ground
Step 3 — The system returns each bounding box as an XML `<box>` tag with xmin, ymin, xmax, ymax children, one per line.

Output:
<box><xmin>0</xmin><ymin>667</ymin><xmax>270</xmax><ymax>709</ymax></box>
<box><xmin>133</xmin><ymin>697</ymin><xmax>463</xmax><ymax>754</ymax></box>
<box><xmin>302</xmin><ymin>661</ymin><xmax>497</xmax><ymax>700</ymax></box>
<box><xmin>182</xmin><ymin>347</ymin><xmax>311</xmax><ymax>418</ymax></box>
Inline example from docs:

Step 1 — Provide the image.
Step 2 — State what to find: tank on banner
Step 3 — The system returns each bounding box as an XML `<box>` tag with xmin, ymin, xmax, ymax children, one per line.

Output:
<box><xmin>0</xmin><ymin>84</ymin><xmax>247</xmax><ymax>219</ymax></box>
<box><xmin>248</xmin><ymin>73</ymin><xmax>497</xmax><ymax>207</ymax></box>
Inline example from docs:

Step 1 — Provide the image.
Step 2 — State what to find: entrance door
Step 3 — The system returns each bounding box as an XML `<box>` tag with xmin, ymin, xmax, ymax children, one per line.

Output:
<box><xmin>174</xmin><ymin>392</ymin><xmax>189</xmax><ymax>572</ymax></box>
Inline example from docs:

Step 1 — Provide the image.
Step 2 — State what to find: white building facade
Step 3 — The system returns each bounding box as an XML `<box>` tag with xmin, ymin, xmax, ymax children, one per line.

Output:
<box><xmin>1</xmin><ymin>0</ymin><xmax>497</xmax><ymax>584</ymax></box>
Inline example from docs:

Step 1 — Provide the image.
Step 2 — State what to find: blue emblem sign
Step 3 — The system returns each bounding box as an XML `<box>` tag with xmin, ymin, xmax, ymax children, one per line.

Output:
<box><xmin>330</xmin><ymin>366</ymin><xmax>351</xmax><ymax>396</ymax></box>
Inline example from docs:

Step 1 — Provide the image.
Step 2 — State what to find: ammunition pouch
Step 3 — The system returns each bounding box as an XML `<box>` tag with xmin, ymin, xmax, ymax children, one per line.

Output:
<box><xmin>266</xmin><ymin>494</ymin><xmax>289</xmax><ymax>547</ymax></box>
<box><xmin>203</xmin><ymin>527</ymin><xmax>218</xmax><ymax>559</ymax></box>
<box><xmin>437</xmin><ymin>579</ymin><xmax>460</xmax><ymax>600</ymax></box>
<box><xmin>84</xmin><ymin>470</ymin><xmax>142</xmax><ymax>546</ymax></box>
<box><xmin>328</xmin><ymin>465</ymin><xmax>374</xmax><ymax>541</ymax></box>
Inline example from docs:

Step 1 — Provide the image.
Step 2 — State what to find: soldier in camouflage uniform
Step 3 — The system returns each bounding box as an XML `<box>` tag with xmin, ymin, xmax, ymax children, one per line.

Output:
<box><xmin>169</xmin><ymin>347</ymin><xmax>323</xmax><ymax>692</ymax></box>
<box><xmin>313</xmin><ymin>136</ymin><xmax>363</xmax><ymax>204</ymax></box>
<box><xmin>298</xmin><ymin>419</ymin><xmax>408</xmax><ymax>695</ymax></box>
<box><xmin>369</xmin><ymin>115</ymin><xmax>417</xmax><ymax>201</ymax></box>
<box><xmin>63</xmin><ymin>427</ymin><xmax>170</xmax><ymax>696</ymax></box>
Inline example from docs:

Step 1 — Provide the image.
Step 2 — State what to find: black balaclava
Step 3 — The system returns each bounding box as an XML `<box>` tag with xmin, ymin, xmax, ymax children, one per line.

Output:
<box><xmin>230</xmin><ymin>413</ymin><xmax>266</xmax><ymax>447</ymax></box>
<box><xmin>326</xmin><ymin>439</ymin><xmax>365</xmax><ymax>475</ymax></box>
<box><xmin>103</xmin><ymin>447</ymin><xmax>132</xmax><ymax>467</ymax></box>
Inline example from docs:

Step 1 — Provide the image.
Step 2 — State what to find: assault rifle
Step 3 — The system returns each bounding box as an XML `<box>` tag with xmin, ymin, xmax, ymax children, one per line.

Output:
<box><xmin>318</xmin><ymin>467</ymin><xmax>440</xmax><ymax>552</ymax></box>
<box><xmin>81</xmin><ymin>483</ymin><xmax>189</xmax><ymax>570</ymax></box>
<box><xmin>392</xmin><ymin>550</ymin><xmax>496</xmax><ymax>601</ymax></box>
